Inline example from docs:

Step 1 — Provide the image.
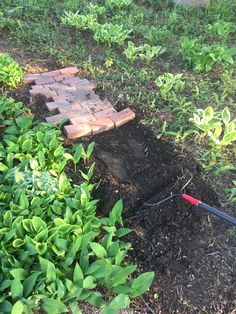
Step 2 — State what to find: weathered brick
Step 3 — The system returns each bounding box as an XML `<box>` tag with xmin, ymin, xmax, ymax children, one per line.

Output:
<box><xmin>41</xmin><ymin>70</ymin><xmax>61</xmax><ymax>77</ymax></box>
<box><xmin>59</xmin><ymin>67</ymin><xmax>79</xmax><ymax>76</ymax></box>
<box><xmin>54</xmin><ymin>74</ymin><xmax>73</xmax><ymax>82</ymax></box>
<box><xmin>46</xmin><ymin>83</ymin><xmax>76</xmax><ymax>92</ymax></box>
<box><xmin>52</xmin><ymin>94</ymin><xmax>74</xmax><ymax>102</ymax></box>
<box><xmin>81</xmin><ymin>102</ymin><xmax>111</xmax><ymax>113</ymax></box>
<box><xmin>94</xmin><ymin>107</ymin><xmax>117</xmax><ymax>119</ymax></box>
<box><xmin>89</xmin><ymin>118</ymin><xmax>114</xmax><ymax>135</ymax></box>
<box><xmin>63</xmin><ymin>77</ymin><xmax>96</xmax><ymax>89</ymax></box>
<box><xmin>46</xmin><ymin>100</ymin><xmax>70</xmax><ymax>111</ymax></box>
<box><xmin>110</xmin><ymin>108</ymin><xmax>135</xmax><ymax>127</ymax></box>
<box><xmin>29</xmin><ymin>86</ymin><xmax>57</xmax><ymax>98</ymax></box>
<box><xmin>46</xmin><ymin>111</ymin><xmax>89</xmax><ymax>125</ymax></box>
<box><xmin>64</xmin><ymin>125</ymin><xmax>91</xmax><ymax>139</ymax></box>
<box><xmin>58</xmin><ymin>103</ymin><xmax>82</xmax><ymax>113</ymax></box>
<box><xmin>24</xmin><ymin>73</ymin><xmax>42</xmax><ymax>84</ymax></box>
<box><xmin>35</xmin><ymin>77</ymin><xmax>55</xmax><ymax>85</ymax></box>
<box><xmin>70</xmin><ymin>114</ymin><xmax>96</xmax><ymax>125</ymax></box>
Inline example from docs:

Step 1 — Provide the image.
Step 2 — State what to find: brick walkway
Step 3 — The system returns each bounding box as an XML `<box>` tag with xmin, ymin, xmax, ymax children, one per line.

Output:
<box><xmin>24</xmin><ymin>67</ymin><xmax>135</xmax><ymax>139</ymax></box>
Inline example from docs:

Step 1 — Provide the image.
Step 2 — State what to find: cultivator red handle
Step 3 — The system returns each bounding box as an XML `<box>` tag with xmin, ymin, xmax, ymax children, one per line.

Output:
<box><xmin>182</xmin><ymin>194</ymin><xmax>236</xmax><ymax>226</ymax></box>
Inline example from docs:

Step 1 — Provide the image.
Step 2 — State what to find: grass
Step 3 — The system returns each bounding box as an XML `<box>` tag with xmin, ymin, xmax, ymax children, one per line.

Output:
<box><xmin>0</xmin><ymin>0</ymin><xmax>235</xmax><ymax>203</ymax></box>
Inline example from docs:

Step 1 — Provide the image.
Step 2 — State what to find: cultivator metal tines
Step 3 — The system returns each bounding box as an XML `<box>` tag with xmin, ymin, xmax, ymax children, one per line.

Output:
<box><xmin>144</xmin><ymin>176</ymin><xmax>236</xmax><ymax>226</ymax></box>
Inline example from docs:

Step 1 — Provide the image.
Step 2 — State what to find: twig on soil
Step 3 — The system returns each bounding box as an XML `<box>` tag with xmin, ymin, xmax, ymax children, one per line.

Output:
<box><xmin>140</xmin><ymin>296</ymin><xmax>156</xmax><ymax>314</ymax></box>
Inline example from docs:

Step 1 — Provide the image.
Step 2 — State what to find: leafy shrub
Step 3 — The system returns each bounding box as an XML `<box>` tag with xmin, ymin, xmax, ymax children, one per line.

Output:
<box><xmin>124</xmin><ymin>41</ymin><xmax>166</xmax><ymax>63</ymax></box>
<box><xmin>93</xmin><ymin>23</ymin><xmax>131</xmax><ymax>46</ymax></box>
<box><xmin>190</xmin><ymin>106</ymin><xmax>236</xmax><ymax>147</ymax></box>
<box><xmin>105</xmin><ymin>0</ymin><xmax>132</xmax><ymax>10</ymax></box>
<box><xmin>180</xmin><ymin>38</ymin><xmax>236</xmax><ymax>72</ymax></box>
<box><xmin>0</xmin><ymin>96</ymin><xmax>154</xmax><ymax>314</ymax></box>
<box><xmin>0</xmin><ymin>53</ymin><xmax>23</xmax><ymax>88</ymax></box>
<box><xmin>155</xmin><ymin>73</ymin><xmax>185</xmax><ymax>99</ymax></box>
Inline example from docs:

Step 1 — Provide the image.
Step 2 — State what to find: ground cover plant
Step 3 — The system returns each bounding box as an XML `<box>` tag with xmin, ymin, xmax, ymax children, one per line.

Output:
<box><xmin>0</xmin><ymin>53</ymin><xmax>23</xmax><ymax>88</ymax></box>
<box><xmin>0</xmin><ymin>0</ymin><xmax>236</xmax><ymax>311</ymax></box>
<box><xmin>0</xmin><ymin>95</ymin><xmax>154</xmax><ymax>314</ymax></box>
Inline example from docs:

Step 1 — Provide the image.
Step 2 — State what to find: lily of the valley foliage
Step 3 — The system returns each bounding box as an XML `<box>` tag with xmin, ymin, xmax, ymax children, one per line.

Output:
<box><xmin>0</xmin><ymin>96</ymin><xmax>154</xmax><ymax>314</ymax></box>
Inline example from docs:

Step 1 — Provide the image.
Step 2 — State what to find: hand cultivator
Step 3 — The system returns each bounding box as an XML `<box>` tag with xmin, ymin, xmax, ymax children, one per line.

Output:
<box><xmin>145</xmin><ymin>177</ymin><xmax>236</xmax><ymax>226</ymax></box>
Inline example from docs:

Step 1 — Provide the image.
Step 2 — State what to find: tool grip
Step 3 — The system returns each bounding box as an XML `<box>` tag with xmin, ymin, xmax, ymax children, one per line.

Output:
<box><xmin>198</xmin><ymin>202</ymin><xmax>236</xmax><ymax>226</ymax></box>
<box><xmin>182</xmin><ymin>194</ymin><xmax>236</xmax><ymax>226</ymax></box>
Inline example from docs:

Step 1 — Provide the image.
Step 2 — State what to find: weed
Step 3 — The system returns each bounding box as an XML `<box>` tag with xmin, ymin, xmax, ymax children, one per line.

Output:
<box><xmin>0</xmin><ymin>53</ymin><xmax>23</xmax><ymax>88</ymax></box>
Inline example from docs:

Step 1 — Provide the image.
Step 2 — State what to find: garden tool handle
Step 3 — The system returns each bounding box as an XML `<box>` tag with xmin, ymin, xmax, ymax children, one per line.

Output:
<box><xmin>182</xmin><ymin>194</ymin><xmax>236</xmax><ymax>226</ymax></box>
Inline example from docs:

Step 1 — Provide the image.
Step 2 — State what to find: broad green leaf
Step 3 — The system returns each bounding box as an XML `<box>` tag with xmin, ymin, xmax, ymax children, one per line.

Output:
<box><xmin>90</xmin><ymin>242</ymin><xmax>107</xmax><ymax>259</ymax></box>
<box><xmin>42</xmin><ymin>299</ymin><xmax>67</xmax><ymax>314</ymax></box>
<box><xmin>101</xmin><ymin>294</ymin><xmax>130</xmax><ymax>314</ymax></box>
<box><xmin>222</xmin><ymin>107</ymin><xmax>230</xmax><ymax>124</ymax></box>
<box><xmin>116</xmin><ymin>228</ymin><xmax>132</xmax><ymax>238</ymax></box>
<box><xmin>83</xmin><ymin>276</ymin><xmax>96</xmax><ymax>289</ymax></box>
<box><xmin>87</xmin><ymin>292</ymin><xmax>105</xmax><ymax>307</ymax></box>
<box><xmin>109</xmin><ymin>199</ymin><xmax>123</xmax><ymax>225</ymax></box>
<box><xmin>11</xmin><ymin>300</ymin><xmax>24</xmax><ymax>314</ymax></box>
<box><xmin>3</xmin><ymin>211</ymin><xmax>12</xmax><ymax>226</ymax></box>
<box><xmin>0</xmin><ymin>300</ymin><xmax>12</xmax><ymax>312</ymax></box>
<box><xmin>32</xmin><ymin>217</ymin><xmax>46</xmax><ymax>232</ymax></box>
<box><xmin>73</xmin><ymin>263</ymin><xmax>84</xmax><ymax>283</ymax></box>
<box><xmin>204</xmin><ymin>106</ymin><xmax>214</xmax><ymax>120</ymax></box>
<box><xmin>23</xmin><ymin>271</ymin><xmax>41</xmax><ymax>297</ymax></box>
<box><xmin>130</xmin><ymin>272</ymin><xmax>154</xmax><ymax>297</ymax></box>
<box><xmin>10</xmin><ymin>268</ymin><xmax>27</xmax><ymax>280</ymax></box>
<box><xmin>0</xmin><ymin>162</ymin><xmax>8</xmax><ymax>172</ymax></box>
<box><xmin>22</xmin><ymin>139</ymin><xmax>32</xmax><ymax>152</ymax></box>
<box><xmin>222</xmin><ymin>131</ymin><xmax>236</xmax><ymax>145</ymax></box>
<box><xmin>11</xmin><ymin>278</ymin><xmax>23</xmax><ymax>299</ymax></box>
<box><xmin>111</xmin><ymin>264</ymin><xmax>137</xmax><ymax>287</ymax></box>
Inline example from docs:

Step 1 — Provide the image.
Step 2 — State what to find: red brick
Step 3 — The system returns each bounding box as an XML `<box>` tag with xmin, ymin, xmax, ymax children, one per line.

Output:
<box><xmin>46</xmin><ymin>100</ymin><xmax>70</xmax><ymax>111</ymax></box>
<box><xmin>35</xmin><ymin>77</ymin><xmax>55</xmax><ymax>85</ymax></box>
<box><xmin>94</xmin><ymin>107</ymin><xmax>117</xmax><ymax>119</ymax></box>
<box><xmin>64</xmin><ymin>125</ymin><xmax>91</xmax><ymax>139</ymax></box>
<box><xmin>89</xmin><ymin>118</ymin><xmax>114</xmax><ymax>135</ymax></box>
<box><xmin>29</xmin><ymin>87</ymin><xmax>57</xmax><ymax>98</ymax></box>
<box><xmin>54</xmin><ymin>74</ymin><xmax>73</xmax><ymax>82</ymax></box>
<box><xmin>110</xmin><ymin>108</ymin><xmax>135</xmax><ymax>127</ymax></box>
<box><xmin>63</xmin><ymin>77</ymin><xmax>96</xmax><ymax>89</ymax></box>
<box><xmin>52</xmin><ymin>94</ymin><xmax>74</xmax><ymax>102</ymax></box>
<box><xmin>41</xmin><ymin>70</ymin><xmax>61</xmax><ymax>77</ymax></box>
<box><xmin>24</xmin><ymin>73</ymin><xmax>42</xmax><ymax>84</ymax></box>
<box><xmin>58</xmin><ymin>103</ymin><xmax>82</xmax><ymax>113</ymax></box>
<box><xmin>46</xmin><ymin>111</ymin><xmax>90</xmax><ymax>125</ymax></box>
<box><xmin>59</xmin><ymin>67</ymin><xmax>79</xmax><ymax>76</ymax></box>
<box><xmin>70</xmin><ymin>114</ymin><xmax>96</xmax><ymax>125</ymax></box>
<box><xmin>81</xmin><ymin>102</ymin><xmax>111</xmax><ymax>113</ymax></box>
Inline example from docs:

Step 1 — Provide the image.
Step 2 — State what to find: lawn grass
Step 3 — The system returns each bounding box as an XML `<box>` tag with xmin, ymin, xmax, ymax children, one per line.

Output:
<box><xmin>0</xmin><ymin>0</ymin><xmax>235</xmax><ymax>202</ymax></box>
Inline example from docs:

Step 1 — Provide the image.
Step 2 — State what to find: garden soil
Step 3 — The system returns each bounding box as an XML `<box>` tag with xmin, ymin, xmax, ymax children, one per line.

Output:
<box><xmin>9</xmin><ymin>84</ymin><xmax>236</xmax><ymax>314</ymax></box>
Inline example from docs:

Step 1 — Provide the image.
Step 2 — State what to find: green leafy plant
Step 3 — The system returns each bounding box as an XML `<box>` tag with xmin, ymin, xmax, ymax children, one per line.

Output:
<box><xmin>86</xmin><ymin>3</ymin><xmax>106</xmax><ymax>16</ymax></box>
<box><xmin>105</xmin><ymin>0</ymin><xmax>132</xmax><ymax>10</ymax></box>
<box><xmin>226</xmin><ymin>180</ymin><xmax>236</xmax><ymax>202</ymax></box>
<box><xmin>180</xmin><ymin>38</ymin><xmax>236</xmax><ymax>72</ymax></box>
<box><xmin>155</xmin><ymin>73</ymin><xmax>185</xmax><ymax>99</ymax></box>
<box><xmin>124</xmin><ymin>41</ymin><xmax>166</xmax><ymax>63</ymax></box>
<box><xmin>0</xmin><ymin>96</ymin><xmax>154</xmax><ymax>313</ymax></box>
<box><xmin>207</xmin><ymin>20</ymin><xmax>235</xmax><ymax>41</ymax></box>
<box><xmin>93</xmin><ymin>23</ymin><xmax>131</xmax><ymax>46</ymax></box>
<box><xmin>190</xmin><ymin>106</ymin><xmax>236</xmax><ymax>147</ymax></box>
<box><xmin>61</xmin><ymin>11</ymin><xmax>97</xmax><ymax>30</ymax></box>
<box><xmin>0</xmin><ymin>53</ymin><xmax>23</xmax><ymax>88</ymax></box>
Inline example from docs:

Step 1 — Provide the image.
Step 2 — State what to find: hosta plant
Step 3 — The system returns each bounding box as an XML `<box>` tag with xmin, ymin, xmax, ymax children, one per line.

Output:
<box><xmin>190</xmin><ymin>106</ymin><xmax>236</xmax><ymax>147</ymax></box>
<box><xmin>155</xmin><ymin>73</ymin><xmax>185</xmax><ymax>99</ymax></box>
<box><xmin>207</xmin><ymin>20</ymin><xmax>235</xmax><ymax>41</ymax></box>
<box><xmin>180</xmin><ymin>37</ymin><xmax>236</xmax><ymax>72</ymax></box>
<box><xmin>61</xmin><ymin>10</ymin><xmax>97</xmax><ymax>30</ymax></box>
<box><xmin>124</xmin><ymin>41</ymin><xmax>166</xmax><ymax>63</ymax></box>
<box><xmin>93</xmin><ymin>23</ymin><xmax>131</xmax><ymax>46</ymax></box>
<box><xmin>105</xmin><ymin>0</ymin><xmax>132</xmax><ymax>10</ymax></box>
<box><xmin>0</xmin><ymin>96</ymin><xmax>154</xmax><ymax>314</ymax></box>
<box><xmin>0</xmin><ymin>53</ymin><xmax>23</xmax><ymax>88</ymax></box>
